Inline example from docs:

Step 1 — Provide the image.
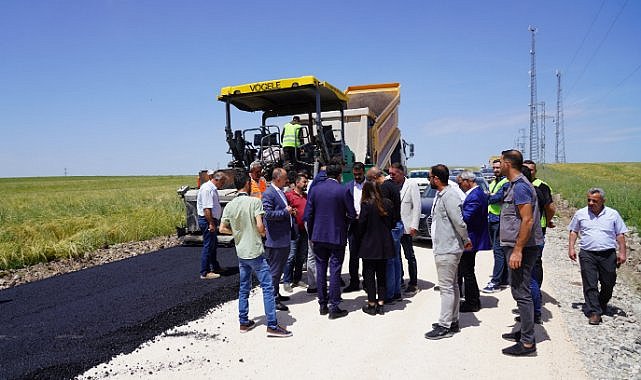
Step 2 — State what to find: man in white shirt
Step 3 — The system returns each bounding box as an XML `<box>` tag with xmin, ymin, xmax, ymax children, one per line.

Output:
<box><xmin>197</xmin><ymin>170</ymin><xmax>225</xmax><ymax>279</ymax></box>
<box><xmin>568</xmin><ymin>187</ymin><xmax>628</xmax><ymax>325</ymax></box>
<box><xmin>389</xmin><ymin>162</ymin><xmax>421</xmax><ymax>294</ymax></box>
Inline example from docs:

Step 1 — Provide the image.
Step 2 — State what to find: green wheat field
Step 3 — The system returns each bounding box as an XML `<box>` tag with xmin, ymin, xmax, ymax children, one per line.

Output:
<box><xmin>0</xmin><ymin>176</ymin><xmax>193</xmax><ymax>270</ymax></box>
<box><xmin>0</xmin><ymin>163</ymin><xmax>639</xmax><ymax>271</ymax></box>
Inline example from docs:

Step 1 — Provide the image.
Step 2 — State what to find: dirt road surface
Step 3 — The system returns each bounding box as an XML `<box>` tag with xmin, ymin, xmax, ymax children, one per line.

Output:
<box><xmin>78</xmin><ymin>244</ymin><xmax>586</xmax><ymax>379</ymax></box>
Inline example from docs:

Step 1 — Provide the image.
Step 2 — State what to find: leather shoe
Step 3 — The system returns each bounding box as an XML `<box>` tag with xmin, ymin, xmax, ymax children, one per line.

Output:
<box><xmin>277</xmin><ymin>294</ymin><xmax>291</xmax><ymax>302</ymax></box>
<box><xmin>319</xmin><ymin>305</ymin><xmax>329</xmax><ymax>315</ymax></box>
<box><xmin>589</xmin><ymin>313</ymin><xmax>602</xmax><ymax>325</ymax></box>
<box><xmin>362</xmin><ymin>304</ymin><xmax>377</xmax><ymax>316</ymax></box>
<box><xmin>328</xmin><ymin>308</ymin><xmax>348</xmax><ymax>320</ymax></box>
<box><xmin>275</xmin><ymin>302</ymin><xmax>289</xmax><ymax>311</ymax></box>
<box><xmin>306</xmin><ymin>287</ymin><xmax>318</xmax><ymax>294</ymax></box>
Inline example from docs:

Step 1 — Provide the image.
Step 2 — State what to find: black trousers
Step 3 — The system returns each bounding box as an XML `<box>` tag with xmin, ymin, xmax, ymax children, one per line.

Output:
<box><xmin>362</xmin><ymin>259</ymin><xmax>387</xmax><ymax>302</ymax></box>
<box><xmin>347</xmin><ymin>225</ymin><xmax>361</xmax><ymax>286</ymax></box>
<box><xmin>579</xmin><ymin>248</ymin><xmax>617</xmax><ymax>315</ymax></box>
<box><xmin>458</xmin><ymin>250</ymin><xmax>480</xmax><ymax>308</ymax></box>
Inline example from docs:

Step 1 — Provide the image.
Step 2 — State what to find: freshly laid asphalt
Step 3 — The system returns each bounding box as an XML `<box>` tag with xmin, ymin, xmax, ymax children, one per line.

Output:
<box><xmin>0</xmin><ymin>245</ymin><xmax>242</xmax><ymax>380</ymax></box>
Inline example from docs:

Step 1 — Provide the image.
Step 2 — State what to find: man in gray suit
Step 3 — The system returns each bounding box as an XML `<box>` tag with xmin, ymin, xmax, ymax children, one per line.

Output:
<box><xmin>424</xmin><ymin>164</ymin><xmax>472</xmax><ymax>340</ymax></box>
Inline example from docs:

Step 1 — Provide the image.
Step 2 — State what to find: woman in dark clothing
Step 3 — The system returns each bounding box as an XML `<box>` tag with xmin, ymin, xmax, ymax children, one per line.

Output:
<box><xmin>358</xmin><ymin>181</ymin><xmax>395</xmax><ymax>315</ymax></box>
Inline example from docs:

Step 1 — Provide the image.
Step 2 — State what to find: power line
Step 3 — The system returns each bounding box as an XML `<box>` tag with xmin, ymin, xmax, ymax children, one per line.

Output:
<box><xmin>596</xmin><ymin>62</ymin><xmax>641</xmax><ymax>103</ymax></box>
<box><xmin>566</xmin><ymin>0</ymin><xmax>606</xmax><ymax>73</ymax></box>
<box><xmin>567</xmin><ymin>0</ymin><xmax>629</xmax><ymax>98</ymax></box>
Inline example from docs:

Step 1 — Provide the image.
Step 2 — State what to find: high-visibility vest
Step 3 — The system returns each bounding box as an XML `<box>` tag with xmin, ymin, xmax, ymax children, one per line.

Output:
<box><xmin>532</xmin><ymin>178</ymin><xmax>553</xmax><ymax>228</ymax></box>
<box><xmin>250</xmin><ymin>177</ymin><xmax>267</xmax><ymax>199</ymax></box>
<box><xmin>488</xmin><ymin>177</ymin><xmax>508</xmax><ymax>216</ymax></box>
<box><xmin>282</xmin><ymin>122</ymin><xmax>301</xmax><ymax>148</ymax></box>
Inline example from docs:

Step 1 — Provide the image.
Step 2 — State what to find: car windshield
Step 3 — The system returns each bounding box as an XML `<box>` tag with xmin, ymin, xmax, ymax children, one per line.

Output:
<box><xmin>410</xmin><ymin>171</ymin><xmax>429</xmax><ymax>178</ymax></box>
<box><xmin>422</xmin><ymin>187</ymin><xmax>438</xmax><ymax>198</ymax></box>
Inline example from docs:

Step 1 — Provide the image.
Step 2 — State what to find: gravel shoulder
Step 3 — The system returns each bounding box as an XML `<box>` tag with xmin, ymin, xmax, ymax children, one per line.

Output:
<box><xmin>78</xmin><ymin>244</ymin><xmax>586</xmax><ymax>380</ymax></box>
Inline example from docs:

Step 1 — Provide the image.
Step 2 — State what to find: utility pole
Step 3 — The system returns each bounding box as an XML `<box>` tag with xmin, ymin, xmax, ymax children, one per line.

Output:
<box><xmin>555</xmin><ymin>70</ymin><xmax>567</xmax><ymax>163</ymax></box>
<box><xmin>528</xmin><ymin>25</ymin><xmax>540</xmax><ymax>162</ymax></box>
<box><xmin>538</xmin><ymin>101</ymin><xmax>546</xmax><ymax>164</ymax></box>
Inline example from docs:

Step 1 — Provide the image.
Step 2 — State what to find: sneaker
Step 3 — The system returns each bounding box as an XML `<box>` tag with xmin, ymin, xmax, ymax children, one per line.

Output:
<box><xmin>212</xmin><ymin>267</ymin><xmax>228</xmax><ymax>275</ymax></box>
<box><xmin>502</xmin><ymin>342</ymin><xmax>536</xmax><ymax>356</ymax></box>
<box><xmin>424</xmin><ymin>325</ymin><xmax>454</xmax><ymax>340</ymax></box>
<box><xmin>501</xmin><ymin>331</ymin><xmax>521</xmax><ymax>342</ymax></box>
<box><xmin>515</xmin><ymin>314</ymin><xmax>542</xmax><ymax>324</ymax></box>
<box><xmin>239</xmin><ymin>320</ymin><xmax>256</xmax><ymax>333</ymax></box>
<box><xmin>481</xmin><ymin>282</ymin><xmax>500</xmax><ymax>293</ymax></box>
<box><xmin>200</xmin><ymin>272</ymin><xmax>220</xmax><ymax>280</ymax></box>
<box><xmin>432</xmin><ymin>321</ymin><xmax>460</xmax><ymax>333</ymax></box>
<box><xmin>306</xmin><ymin>287</ymin><xmax>318</xmax><ymax>294</ymax></box>
<box><xmin>266</xmin><ymin>325</ymin><xmax>292</xmax><ymax>338</ymax></box>
<box><xmin>283</xmin><ymin>283</ymin><xmax>293</xmax><ymax>293</ymax></box>
<box><xmin>328</xmin><ymin>308</ymin><xmax>348</xmax><ymax>320</ymax></box>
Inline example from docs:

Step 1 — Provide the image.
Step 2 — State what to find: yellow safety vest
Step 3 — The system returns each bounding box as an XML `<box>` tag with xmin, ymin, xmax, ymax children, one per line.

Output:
<box><xmin>282</xmin><ymin>123</ymin><xmax>301</xmax><ymax>148</ymax></box>
<box><xmin>532</xmin><ymin>178</ymin><xmax>553</xmax><ymax>228</ymax></box>
<box><xmin>488</xmin><ymin>177</ymin><xmax>508</xmax><ymax>216</ymax></box>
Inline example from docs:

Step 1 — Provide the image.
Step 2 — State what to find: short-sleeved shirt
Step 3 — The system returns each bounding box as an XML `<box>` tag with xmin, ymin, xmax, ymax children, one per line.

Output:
<box><xmin>568</xmin><ymin>206</ymin><xmax>628</xmax><ymax>251</ymax></box>
<box><xmin>221</xmin><ymin>194</ymin><xmax>266</xmax><ymax>259</ymax></box>
<box><xmin>196</xmin><ymin>180</ymin><xmax>222</xmax><ymax>219</ymax></box>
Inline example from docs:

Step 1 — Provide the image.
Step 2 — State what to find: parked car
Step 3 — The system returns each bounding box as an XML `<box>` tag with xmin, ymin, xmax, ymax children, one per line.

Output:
<box><xmin>415</xmin><ymin>175</ymin><xmax>489</xmax><ymax>241</ymax></box>
<box><xmin>408</xmin><ymin>169</ymin><xmax>430</xmax><ymax>195</ymax></box>
<box><xmin>480</xmin><ymin>167</ymin><xmax>495</xmax><ymax>182</ymax></box>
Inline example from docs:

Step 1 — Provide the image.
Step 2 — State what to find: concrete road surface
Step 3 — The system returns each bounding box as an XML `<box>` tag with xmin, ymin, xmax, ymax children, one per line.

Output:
<box><xmin>78</xmin><ymin>244</ymin><xmax>586</xmax><ymax>379</ymax></box>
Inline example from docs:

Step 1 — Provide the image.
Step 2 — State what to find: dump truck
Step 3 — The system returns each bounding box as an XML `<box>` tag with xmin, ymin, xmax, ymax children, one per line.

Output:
<box><xmin>176</xmin><ymin>76</ymin><xmax>413</xmax><ymax>245</ymax></box>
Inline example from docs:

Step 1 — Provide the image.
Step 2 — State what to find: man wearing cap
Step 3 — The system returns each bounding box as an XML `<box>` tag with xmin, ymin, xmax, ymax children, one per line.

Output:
<box><xmin>197</xmin><ymin>170</ymin><xmax>226</xmax><ymax>279</ymax></box>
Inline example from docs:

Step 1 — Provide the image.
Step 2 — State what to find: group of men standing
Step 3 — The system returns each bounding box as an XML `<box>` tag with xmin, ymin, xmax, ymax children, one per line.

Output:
<box><xmin>196</xmin><ymin>149</ymin><xmax>629</xmax><ymax>351</ymax></box>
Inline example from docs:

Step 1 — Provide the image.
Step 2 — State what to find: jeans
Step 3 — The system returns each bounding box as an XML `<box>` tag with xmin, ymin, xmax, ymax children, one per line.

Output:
<box><xmin>386</xmin><ymin>221</ymin><xmax>404</xmax><ymax>300</ymax></box>
<box><xmin>489</xmin><ymin>221</ymin><xmax>507</xmax><ymax>285</ymax></box>
<box><xmin>314</xmin><ymin>242</ymin><xmax>346</xmax><ymax>311</ymax></box>
<box><xmin>530</xmin><ymin>245</ymin><xmax>544</xmax><ymax>315</ymax></box>
<box><xmin>347</xmin><ymin>223</ymin><xmax>362</xmax><ymax>286</ymax></box>
<box><xmin>198</xmin><ymin>216</ymin><xmax>220</xmax><ymax>276</ymax></box>
<box><xmin>458</xmin><ymin>250</ymin><xmax>480</xmax><ymax>308</ymax></box>
<box><xmin>400</xmin><ymin>234</ymin><xmax>418</xmax><ymax>286</ymax></box>
<box><xmin>579</xmin><ymin>248</ymin><xmax>617</xmax><ymax>315</ymax></box>
<box><xmin>238</xmin><ymin>255</ymin><xmax>278</xmax><ymax>329</ymax></box>
<box><xmin>435</xmin><ymin>252</ymin><xmax>462</xmax><ymax>328</ymax></box>
<box><xmin>307</xmin><ymin>239</ymin><xmax>317</xmax><ymax>287</ymax></box>
<box><xmin>264</xmin><ymin>246</ymin><xmax>289</xmax><ymax>301</ymax></box>
<box><xmin>283</xmin><ymin>230</ymin><xmax>309</xmax><ymax>284</ymax></box>
<box><xmin>505</xmin><ymin>246</ymin><xmax>538</xmax><ymax>345</ymax></box>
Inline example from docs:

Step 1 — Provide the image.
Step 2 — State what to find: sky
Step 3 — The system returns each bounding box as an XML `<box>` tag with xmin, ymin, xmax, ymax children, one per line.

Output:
<box><xmin>1</xmin><ymin>0</ymin><xmax>640</xmax><ymax>177</ymax></box>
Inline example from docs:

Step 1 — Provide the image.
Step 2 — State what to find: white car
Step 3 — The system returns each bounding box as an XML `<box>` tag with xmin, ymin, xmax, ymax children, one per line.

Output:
<box><xmin>408</xmin><ymin>169</ymin><xmax>430</xmax><ymax>195</ymax></box>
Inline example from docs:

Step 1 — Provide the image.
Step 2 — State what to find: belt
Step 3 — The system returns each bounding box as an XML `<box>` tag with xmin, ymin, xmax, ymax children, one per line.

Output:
<box><xmin>581</xmin><ymin>248</ymin><xmax>616</xmax><ymax>255</ymax></box>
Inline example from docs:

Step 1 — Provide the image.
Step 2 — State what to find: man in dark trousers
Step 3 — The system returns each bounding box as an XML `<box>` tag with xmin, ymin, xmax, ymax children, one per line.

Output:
<box><xmin>344</xmin><ymin>162</ymin><xmax>366</xmax><ymax>292</ymax></box>
<box><xmin>306</xmin><ymin>162</ymin><xmax>356</xmax><ymax>319</ymax></box>
<box><xmin>457</xmin><ymin>170</ymin><xmax>491</xmax><ymax>312</ymax></box>
<box><xmin>262</xmin><ymin>167</ymin><xmax>296</xmax><ymax>312</ymax></box>
<box><xmin>499</xmin><ymin>149</ymin><xmax>544</xmax><ymax>356</ymax></box>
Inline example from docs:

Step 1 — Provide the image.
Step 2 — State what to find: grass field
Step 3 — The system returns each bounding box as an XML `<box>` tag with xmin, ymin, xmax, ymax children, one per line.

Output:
<box><xmin>2</xmin><ymin>164</ymin><xmax>639</xmax><ymax>271</ymax></box>
<box><xmin>538</xmin><ymin>163</ymin><xmax>641</xmax><ymax>231</ymax></box>
<box><xmin>0</xmin><ymin>176</ymin><xmax>194</xmax><ymax>270</ymax></box>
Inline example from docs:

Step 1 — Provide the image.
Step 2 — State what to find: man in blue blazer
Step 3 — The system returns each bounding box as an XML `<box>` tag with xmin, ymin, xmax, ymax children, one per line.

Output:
<box><xmin>457</xmin><ymin>170</ymin><xmax>491</xmax><ymax>312</ymax></box>
<box><xmin>343</xmin><ymin>162</ymin><xmax>366</xmax><ymax>292</ymax></box>
<box><xmin>262</xmin><ymin>167</ymin><xmax>296</xmax><ymax>312</ymax></box>
<box><xmin>306</xmin><ymin>163</ymin><xmax>356</xmax><ymax>319</ymax></box>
